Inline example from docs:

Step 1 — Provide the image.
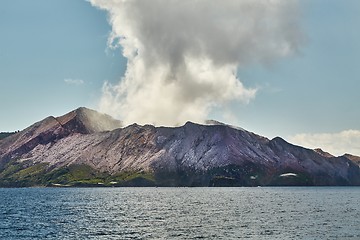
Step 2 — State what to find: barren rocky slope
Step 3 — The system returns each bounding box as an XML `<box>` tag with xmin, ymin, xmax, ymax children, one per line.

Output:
<box><xmin>1</xmin><ymin>108</ymin><xmax>359</xmax><ymax>187</ymax></box>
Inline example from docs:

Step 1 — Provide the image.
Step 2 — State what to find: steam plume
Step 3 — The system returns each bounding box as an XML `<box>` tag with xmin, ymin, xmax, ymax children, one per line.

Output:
<box><xmin>90</xmin><ymin>0</ymin><xmax>302</xmax><ymax>126</ymax></box>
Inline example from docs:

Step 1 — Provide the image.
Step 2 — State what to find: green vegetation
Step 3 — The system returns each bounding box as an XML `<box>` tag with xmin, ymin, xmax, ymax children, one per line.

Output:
<box><xmin>111</xmin><ymin>171</ymin><xmax>155</xmax><ymax>182</ymax></box>
<box><xmin>0</xmin><ymin>160</ymin><xmax>48</xmax><ymax>187</ymax></box>
<box><xmin>44</xmin><ymin>165</ymin><xmax>156</xmax><ymax>186</ymax></box>
<box><xmin>0</xmin><ymin>160</ymin><xmax>156</xmax><ymax>187</ymax></box>
<box><xmin>12</xmin><ymin>163</ymin><xmax>48</xmax><ymax>179</ymax></box>
<box><xmin>0</xmin><ymin>160</ymin><xmax>315</xmax><ymax>187</ymax></box>
<box><xmin>0</xmin><ymin>159</ymin><xmax>24</xmax><ymax>179</ymax></box>
<box><xmin>47</xmin><ymin>164</ymin><xmax>105</xmax><ymax>185</ymax></box>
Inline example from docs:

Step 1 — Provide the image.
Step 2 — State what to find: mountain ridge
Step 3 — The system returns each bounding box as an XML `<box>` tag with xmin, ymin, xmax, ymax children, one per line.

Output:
<box><xmin>0</xmin><ymin>107</ymin><xmax>359</xmax><ymax>187</ymax></box>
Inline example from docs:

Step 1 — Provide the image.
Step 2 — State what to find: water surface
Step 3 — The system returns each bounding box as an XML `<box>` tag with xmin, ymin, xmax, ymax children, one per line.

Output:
<box><xmin>0</xmin><ymin>187</ymin><xmax>359</xmax><ymax>239</ymax></box>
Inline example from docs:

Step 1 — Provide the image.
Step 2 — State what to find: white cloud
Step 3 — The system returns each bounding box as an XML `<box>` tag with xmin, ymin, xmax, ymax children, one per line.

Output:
<box><xmin>64</xmin><ymin>78</ymin><xmax>84</xmax><ymax>86</ymax></box>
<box><xmin>90</xmin><ymin>0</ymin><xmax>302</xmax><ymax>126</ymax></box>
<box><xmin>289</xmin><ymin>130</ymin><xmax>360</xmax><ymax>156</ymax></box>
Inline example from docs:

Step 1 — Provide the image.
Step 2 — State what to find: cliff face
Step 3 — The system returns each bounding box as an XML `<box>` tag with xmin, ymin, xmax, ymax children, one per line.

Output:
<box><xmin>0</xmin><ymin>108</ymin><xmax>359</xmax><ymax>187</ymax></box>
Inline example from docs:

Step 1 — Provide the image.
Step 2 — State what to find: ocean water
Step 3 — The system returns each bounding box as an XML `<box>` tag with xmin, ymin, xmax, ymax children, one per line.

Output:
<box><xmin>0</xmin><ymin>187</ymin><xmax>359</xmax><ymax>239</ymax></box>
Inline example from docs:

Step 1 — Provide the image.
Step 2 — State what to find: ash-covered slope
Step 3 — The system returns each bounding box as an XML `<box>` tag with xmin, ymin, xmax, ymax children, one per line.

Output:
<box><xmin>1</xmin><ymin>108</ymin><xmax>359</xmax><ymax>187</ymax></box>
<box><xmin>0</xmin><ymin>108</ymin><xmax>121</xmax><ymax>167</ymax></box>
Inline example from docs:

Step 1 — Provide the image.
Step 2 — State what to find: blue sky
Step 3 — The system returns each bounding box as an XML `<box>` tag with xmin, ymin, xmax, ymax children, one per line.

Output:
<box><xmin>1</xmin><ymin>0</ymin><xmax>359</xmax><ymax>155</ymax></box>
<box><xmin>0</xmin><ymin>0</ymin><xmax>126</xmax><ymax>129</ymax></box>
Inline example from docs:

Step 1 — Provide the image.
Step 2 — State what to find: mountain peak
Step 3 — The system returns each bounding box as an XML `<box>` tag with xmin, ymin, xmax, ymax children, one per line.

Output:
<box><xmin>57</xmin><ymin>107</ymin><xmax>122</xmax><ymax>134</ymax></box>
<box><xmin>205</xmin><ymin>120</ymin><xmax>246</xmax><ymax>132</ymax></box>
<box><xmin>205</xmin><ymin>120</ymin><xmax>226</xmax><ymax>126</ymax></box>
<box><xmin>314</xmin><ymin>148</ymin><xmax>334</xmax><ymax>158</ymax></box>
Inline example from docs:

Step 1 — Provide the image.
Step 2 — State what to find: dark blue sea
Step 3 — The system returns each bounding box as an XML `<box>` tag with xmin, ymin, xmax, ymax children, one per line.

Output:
<box><xmin>0</xmin><ymin>187</ymin><xmax>359</xmax><ymax>239</ymax></box>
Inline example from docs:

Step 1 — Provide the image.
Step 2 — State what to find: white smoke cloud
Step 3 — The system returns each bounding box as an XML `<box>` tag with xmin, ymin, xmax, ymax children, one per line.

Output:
<box><xmin>90</xmin><ymin>0</ymin><xmax>302</xmax><ymax>126</ymax></box>
<box><xmin>290</xmin><ymin>130</ymin><xmax>360</xmax><ymax>156</ymax></box>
